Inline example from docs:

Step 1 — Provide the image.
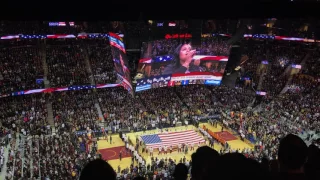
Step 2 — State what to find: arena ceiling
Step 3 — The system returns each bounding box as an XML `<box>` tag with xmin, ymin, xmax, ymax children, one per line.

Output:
<box><xmin>3</xmin><ymin>1</ymin><xmax>320</xmax><ymax>20</ymax></box>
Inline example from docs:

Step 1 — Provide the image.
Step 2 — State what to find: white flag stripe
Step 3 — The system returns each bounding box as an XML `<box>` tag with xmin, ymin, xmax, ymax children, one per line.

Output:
<box><xmin>147</xmin><ymin>137</ymin><xmax>205</xmax><ymax>149</ymax></box>
<box><xmin>24</xmin><ymin>89</ymin><xmax>46</xmax><ymax>94</ymax></box>
<box><xmin>146</xmin><ymin>130</ymin><xmax>205</xmax><ymax>149</ymax></box>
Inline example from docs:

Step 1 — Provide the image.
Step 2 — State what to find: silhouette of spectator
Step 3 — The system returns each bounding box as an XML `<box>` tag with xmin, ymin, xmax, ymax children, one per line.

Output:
<box><xmin>173</xmin><ymin>163</ymin><xmax>188</xmax><ymax>180</ymax></box>
<box><xmin>133</xmin><ymin>176</ymin><xmax>146</xmax><ymax>180</ymax></box>
<box><xmin>216</xmin><ymin>153</ymin><xmax>268</xmax><ymax>180</ymax></box>
<box><xmin>269</xmin><ymin>160</ymin><xmax>279</xmax><ymax>174</ymax></box>
<box><xmin>191</xmin><ymin>146</ymin><xmax>219</xmax><ymax>180</ymax></box>
<box><xmin>277</xmin><ymin>134</ymin><xmax>308</xmax><ymax>180</ymax></box>
<box><xmin>80</xmin><ymin>159</ymin><xmax>116</xmax><ymax>180</ymax></box>
<box><xmin>305</xmin><ymin>144</ymin><xmax>320</xmax><ymax>179</ymax></box>
<box><xmin>261</xmin><ymin>157</ymin><xmax>270</xmax><ymax>171</ymax></box>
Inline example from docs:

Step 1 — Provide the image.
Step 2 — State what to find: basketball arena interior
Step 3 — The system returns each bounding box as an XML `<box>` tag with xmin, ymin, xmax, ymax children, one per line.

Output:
<box><xmin>0</xmin><ymin>19</ymin><xmax>319</xmax><ymax>180</ymax></box>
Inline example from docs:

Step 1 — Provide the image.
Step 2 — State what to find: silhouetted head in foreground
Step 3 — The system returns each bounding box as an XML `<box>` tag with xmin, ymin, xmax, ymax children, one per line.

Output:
<box><xmin>305</xmin><ymin>144</ymin><xmax>320</xmax><ymax>177</ymax></box>
<box><xmin>173</xmin><ymin>163</ymin><xmax>188</xmax><ymax>180</ymax></box>
<box><xmin>278</xmin><ymin>134</ymin><xmax>308</xmax><ymax>173</ymax></box>
<box><xmin>133</xmin><ymin>176</ymin><xmax>146</xmax><ymax>180</ymax></box>
<box><xmin>80</xmin><ymin>159</ymin><xmax>116</xmax><ymax>180</ymax></box>
<box><xmin>191</xmin><ymin>146</ymin><xmax>219</xmax><ymax>180</ymax></box>
<box><xmin>215</xmin><ymin>153</ymin><xmax>269</xmax><ymax>180</ymax></box>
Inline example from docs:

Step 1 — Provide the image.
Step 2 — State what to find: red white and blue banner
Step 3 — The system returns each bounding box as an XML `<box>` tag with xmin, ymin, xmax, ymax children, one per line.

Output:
<box><xmin>139</xmin><ymin>55</ymin><xmax>228</xmax><ymax>64</ymax></box>
<box><xmin>0</xmin><ymin>33</ymin><xmax>318</xmax><ymax>43</ymax></box>
<box><xmin>171</xmin><ymin>72</ymin><xmax>224</xmax><ymax>81</ymax></box>
<box><xmin>0</xmin><ymin>84</ymin><xmax>120</xmax><ymax>98</ymax></box>
<box><xmin>108</xmin><ymin>32</ymin><xmax>126</xmax><ymax>53</ymax></box>
<box><xmin>108</xmin><ymin>32</ymin><xmax>133</xmax><ymax>94</ymax></box>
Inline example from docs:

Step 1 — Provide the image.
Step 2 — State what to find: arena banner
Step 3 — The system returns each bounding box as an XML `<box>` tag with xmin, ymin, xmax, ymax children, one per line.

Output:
<box><xmin>0</xmin><ymin>33</ymin><xmax>316</xmax><ymax>43</ymax></box>
<box><xmin>108</xmin><ymin>32</ymin><xmax>133</xmax><ymax>94</ymax></box>
<box><xmin>0</xmin><ymin>84</ymin><xmax>120</xmax><ymax>98</ymax></box>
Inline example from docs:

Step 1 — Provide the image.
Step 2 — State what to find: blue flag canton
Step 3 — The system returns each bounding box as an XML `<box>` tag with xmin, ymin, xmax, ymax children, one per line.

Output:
<box><xmin>154</xmin><ymin>55</ymin><xmax>173</xmax><ymax>63</ymax></box>
<box><xmin>141</xmin><ymin>134</ymin><xmax>162</xmax><ymax>144</ymax></box>
<box><xmin>68</xmin><ymin>85</ymin><xmax>96</xmax><ymax>90</ymax></box>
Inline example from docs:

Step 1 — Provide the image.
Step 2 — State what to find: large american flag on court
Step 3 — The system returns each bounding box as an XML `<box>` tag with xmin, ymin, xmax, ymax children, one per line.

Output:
<box><xmin>141</xmin><ymin>130</ymin><xmax>205</xmax><ymax>149</ymax></box>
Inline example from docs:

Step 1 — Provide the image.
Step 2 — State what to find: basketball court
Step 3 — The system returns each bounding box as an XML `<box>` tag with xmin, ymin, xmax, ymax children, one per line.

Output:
<box><xmin>97</xmin><ymin>135</ymin><xmax>133</xmax><ymax>170</ymax></box>
<box><xmin>200</xmin><ymin>122</ymin><xmax>254</xmax><ymax>150</ymax></box>
<box><xmin>97</xmin><ymin>123</ymin><xmax>254</xmax><ymax>171</ymax></box>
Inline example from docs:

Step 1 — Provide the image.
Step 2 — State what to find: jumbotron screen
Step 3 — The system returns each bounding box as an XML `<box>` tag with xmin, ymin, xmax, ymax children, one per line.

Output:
<box><xmin>108</xmin><ymin>32</ymin><xmax>133</xmax><ymax>93</ymax></box>
<box><xmin>135</xmin><ymin>37</ymin><xmax>230</xmax><ymax>92</ymax></box>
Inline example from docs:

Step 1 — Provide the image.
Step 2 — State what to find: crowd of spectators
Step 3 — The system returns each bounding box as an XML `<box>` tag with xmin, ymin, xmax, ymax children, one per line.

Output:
<box><xmin>0</xmin><ymin>76</ymin><xmax>319</xmax><ymax>179</ymax></box>
<box><xmin>52</xmin><ymin>91</ymin><xmax>99</xmax><ymax>133</ymax></box>
<box><xmin>240</xmin><ymin>40</ymin><xmax>268</xmax><ymax>89</ymax></box>
<box><xmin>0</xmin><ymin>22</ymin><xmax>41</xmax><ymax>35</ymax></box>
<box><xmin>0</xmin><ymin>94</ymin><xmax>48</xmax><ymax>136</ymax></box>
<box><xmin>38</xmin><ymin>133</ymin><xmax>96</xmax><ymax>180</ymax></box>
<box><xmin>0</xmin><ymin>21</ymin><xmax>87</xmax><ymax>36</ymax></box>
<box><xmin>138</xmin><ymin>88</ymin><xmax>185</xmax><ymax>128</ymax></box>
<box><xmin>46</xmin><ymin>44</ymin><xmax>90</xmax><ymax>87</ymax></box>
<box><xmin>149</xmin><ymin>39</ymin><xmax>180</xmax><ymax>57</ymax></box>
<box><xmin>242</xmin><ymin>40</ymin><xmax>307</xmax><ymax>98</ymax></box>
<box><xmin>97</xmin><ymin>87</ymin><xmax>146</xmax><ymax>131</ymax></box>
<box><xmin>0</xmin><ymin>32</ymin><xmax>320</xmax><ymax>180</ymax></box>
<box><xmin>175</xmin><ymin>85</ymin><xmax>254</xmax><ymax>117</ymax></box>
<box><xmin>222</xmin><ymin>49</ymin><xmax>320</xmax><ymax>164</ymax></box>
<box><xmin>87</xmin><ymin>39</ymin><xmax>117</xmax><ymax>84</ymax></box>
<box><xmin>0</xmin><ymin>45</ymin><xmax>44</xmax><ymax>95</ymax></box>
<box><xmin>200</xmin><ymin>36</ymin><xmax>230</xmax><ymax>56</ymax></box>
<box><xmin>301</xmin><ymin>50</ymin><xmax>320</xmax><ymax>77</ymax></box>
<box><xmin>0</xmin><ymin>38</ymin><xmax>119</xmax><ymax>93</ymax></box>
<box><xmin>260</xmin><ymin>42</ymin><xmax>305</xmax><ymax>97</ymax></box>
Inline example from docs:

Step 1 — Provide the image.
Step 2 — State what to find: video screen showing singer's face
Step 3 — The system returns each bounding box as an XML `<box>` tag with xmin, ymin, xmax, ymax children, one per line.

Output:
<box><xmin>179</xmin><ymin>44</ymin><xmax>194</xmax><ymax>65</ymax></box>
<box><xmin>136</xmin><ymin>37</ymin><xmax>230</xmax><ymax>90</ymax></box>
<box><xmin>155</xmin><ymin>43</ymin><xmax>227</xmax><ymax>75</ymax></box>
<box><xmin>160</xmin><ymin>43</ymin><xmax>201</xmax><ymax>75</ymax></box>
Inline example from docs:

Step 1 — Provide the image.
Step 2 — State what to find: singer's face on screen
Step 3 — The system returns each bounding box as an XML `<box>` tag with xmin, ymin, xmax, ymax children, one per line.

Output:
<box><xmin>179</xmin><ymin>44</ymin><xmax>195</xmax><ymax>65</ymax></box>
<box><xmin>205</xmin><ymin>62</ymin><xmax>212</xmax><ymax>69</ymax></box>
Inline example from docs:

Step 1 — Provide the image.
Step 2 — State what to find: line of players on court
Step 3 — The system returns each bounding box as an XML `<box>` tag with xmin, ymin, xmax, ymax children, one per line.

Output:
<box><xmin>146</xmin><ymin>142</ymin><xmax>204</xmax><ymax>156</ymax></box>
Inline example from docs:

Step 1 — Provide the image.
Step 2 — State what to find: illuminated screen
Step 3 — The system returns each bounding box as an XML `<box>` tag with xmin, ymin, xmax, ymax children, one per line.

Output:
<box><xmin>108</xmin><ymin>32</ymin><xmax>133</xmax><ymax>93</ymax></box>
<box><xmin>135</xmin><ymin>37</ymin><xmax>230</xmax><ymax>92</ymax></box>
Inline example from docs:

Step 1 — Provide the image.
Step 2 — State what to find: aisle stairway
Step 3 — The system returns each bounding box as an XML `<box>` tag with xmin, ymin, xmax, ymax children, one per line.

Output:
<box><xmin>248</xmin><ymin>98</ymin><xmax>256</xmax><ymax>108</ymax></box>
<box><xmin>20</xmin><ymin>136</ymin><xmax>26</xmax><ymax>177</ymax></box>
<box><xmin>136</xmin><ymin>93</ymin><xmax>149</xmax><ymax>111</ymax></box>
<box><xmin>95</xmin><ymin>102</ymin><xmax>105</xmax><ymax>123</ymax></box>
<box><xmin>280</xmin><ymin>51</ymin><xmax>311</xmax><ymax>78</ymax></box>
<box><xmin>279</xmin><ymin>52</ymin><xmax>311</xmax><ymax>95</ymax></box>
<box><xmin>256</xmin><ymin>67</ymin><xmax>268</xmax><ymax>91</ymax></box>
<box><xmin>0</xmin><ymin>143</ymin><xmax>9</xmax><ymax>179</ymax></box>
<box><xmin>173</xmin><ymin>88</ymin><xmax>189</xmax><ymax>108</ymax></box>
<box><xmin>11</xmin><ymin>136</ymin><xmax>19</xmax><ymax>179</ymax></box>
<box><xmin>46</xmin><ymin>103</ymin><xmax>55</xmax><ymax>134</ymax></box>
<box><xmin>82</xmin><ymin>45</ymin><xmax>95</xmax><ymax>85</ymax></box>
<box><xmin>40</xmin><ymin>39</ymin><xmax>50</xmax><ymax>88</ymax></box>
<box><xmin>28</xmin><ymin>138</ymin><xmax>34</xmax><ymax>179</ymax></box>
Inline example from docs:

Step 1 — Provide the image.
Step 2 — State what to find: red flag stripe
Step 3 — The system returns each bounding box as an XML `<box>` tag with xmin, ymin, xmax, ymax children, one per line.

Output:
<box><xmin>146</xmin><ymin>130</ymin><xmax>205</xmax><ymax>149</ymax></box>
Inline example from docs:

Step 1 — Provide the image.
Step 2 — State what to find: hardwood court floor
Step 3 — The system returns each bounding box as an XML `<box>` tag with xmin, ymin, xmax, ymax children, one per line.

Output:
<box><xmin>200</xmin><ymin>123</ymin><xmax>254</xmax><ymax>150</ymax></box>
<box><xmin>98</xmin><ymin>123</ymin><xmax>253</xmax><ymax>171</ymax></box>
